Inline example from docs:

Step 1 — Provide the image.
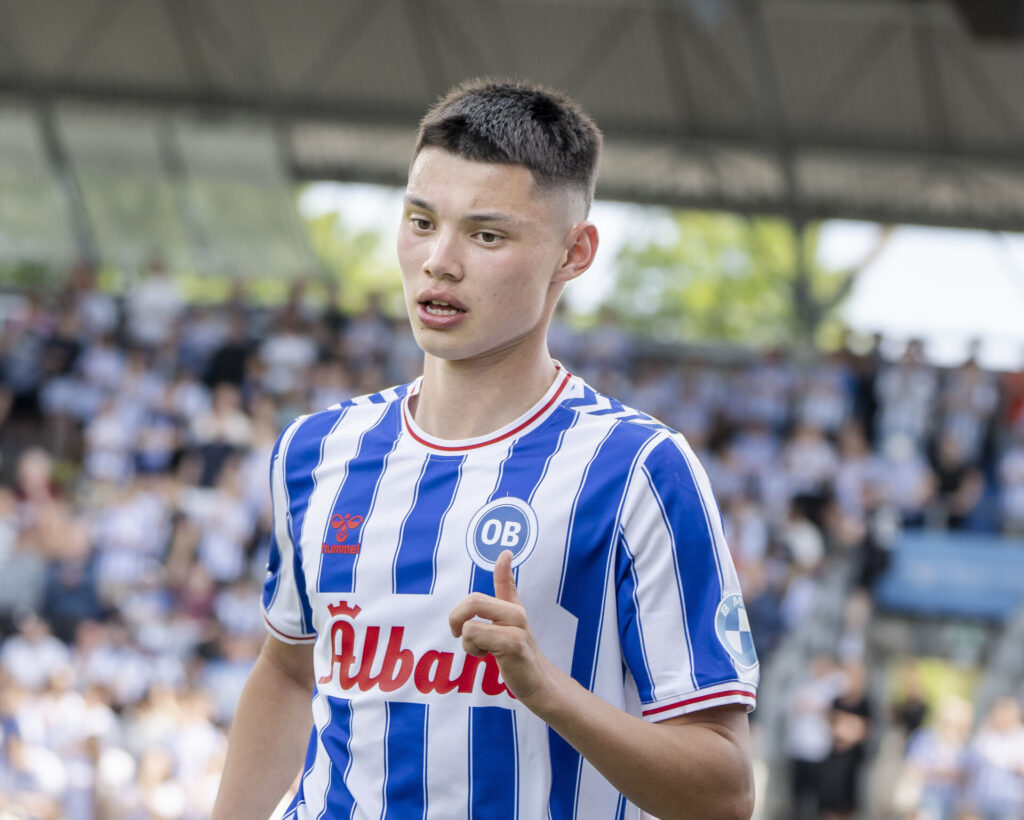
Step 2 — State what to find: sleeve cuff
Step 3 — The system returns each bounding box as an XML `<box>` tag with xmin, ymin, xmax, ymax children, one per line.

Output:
<box><xmin>641</xmin><ymin>681</ymin><xmax>757</xmax><ymax>722</ymax></box>
<box><xmin>262</xmin><ymin>611</ymin><xmax>317</xmax><ymax>644</ymax></box>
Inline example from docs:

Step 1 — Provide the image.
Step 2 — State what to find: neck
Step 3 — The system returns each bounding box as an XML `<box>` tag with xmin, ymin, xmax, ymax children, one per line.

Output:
<box><xmin>410</xmin><ymin>347</ymin><xmax>560</xmax><ymax>441</ymax></box>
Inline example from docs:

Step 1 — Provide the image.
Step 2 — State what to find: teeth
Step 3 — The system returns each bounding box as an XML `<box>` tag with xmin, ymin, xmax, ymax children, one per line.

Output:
<box><xmin>423</xmin><ymin>299</ymin><xmax>462</xmax><ymax>317</ymax></box>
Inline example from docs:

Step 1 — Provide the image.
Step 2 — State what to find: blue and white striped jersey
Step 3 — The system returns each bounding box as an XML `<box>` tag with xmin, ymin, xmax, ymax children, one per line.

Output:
<box><xmin>262</xmin><ymin>367</ymin><xmax>758</xmax><ymax>819</ymax></box>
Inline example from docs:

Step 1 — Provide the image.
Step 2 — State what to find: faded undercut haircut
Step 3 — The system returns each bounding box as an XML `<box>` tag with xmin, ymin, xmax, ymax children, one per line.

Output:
<box><xmin>414</xmin><ymin>78</ymin><xmax>603</xmax><ymax>214</ymax></box>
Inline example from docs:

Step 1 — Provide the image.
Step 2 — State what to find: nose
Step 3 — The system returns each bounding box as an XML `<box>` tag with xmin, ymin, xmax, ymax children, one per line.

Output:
<box><xmin>422</xmin><ymin>230</ymin><xmax>463</xmax><ymax>281</ymax></box>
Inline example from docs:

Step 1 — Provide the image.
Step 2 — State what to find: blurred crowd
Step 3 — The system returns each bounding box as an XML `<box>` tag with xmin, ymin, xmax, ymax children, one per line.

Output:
<box><xmin>0</xmin><ymin>263</ymin><xmax>1023</xmax><ymax>818</ymax></box>
<box><xmin>785</xmin><ymin>656</ymin><xmax>1024</xmax><ymax>820</ymax></box>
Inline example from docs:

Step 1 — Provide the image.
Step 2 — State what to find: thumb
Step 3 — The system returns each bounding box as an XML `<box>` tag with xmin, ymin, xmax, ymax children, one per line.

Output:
<box><xmin>493</xmin><ymin>550</ymin><xmax>521</xmax><ymax>605</ymax></box>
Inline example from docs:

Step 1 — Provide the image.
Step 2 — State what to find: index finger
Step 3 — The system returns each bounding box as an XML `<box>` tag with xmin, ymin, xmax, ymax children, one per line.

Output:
<box><xmin>493</xmin><ymin>549</ymin><xmax>521</xmax><ymax>606</ymax></box>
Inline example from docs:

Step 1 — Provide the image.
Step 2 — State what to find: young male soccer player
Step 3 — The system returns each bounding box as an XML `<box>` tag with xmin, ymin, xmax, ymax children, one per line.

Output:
<box><xmin>213</xmin><ymin>79</ymin><xmax>758</xmax><ymax>820</ymax></box>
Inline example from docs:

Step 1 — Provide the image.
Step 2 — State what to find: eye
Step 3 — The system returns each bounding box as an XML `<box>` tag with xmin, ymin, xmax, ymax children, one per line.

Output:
<box><xmin>410</xmin><ymin>217</ymin><xmax>432</xmax><ymax>231</ymax></box>
<box><xmin>476</xmin><ymin>231</ymin><xmax>501</xmax><ymax>244</ymax></box>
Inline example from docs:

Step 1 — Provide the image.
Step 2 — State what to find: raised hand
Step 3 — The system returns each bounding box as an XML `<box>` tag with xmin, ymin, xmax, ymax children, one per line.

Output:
<box><xmin>448</xmin><ymin>550</ymin><xmax>559</xmax><ymax>710</ymax></box>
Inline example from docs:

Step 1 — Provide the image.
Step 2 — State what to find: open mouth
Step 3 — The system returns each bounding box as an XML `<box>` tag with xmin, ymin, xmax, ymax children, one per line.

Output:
<box><xmin>421</xmin><ymin>300</ymin><xmax>465</xmax><ymax>316</ymax></box>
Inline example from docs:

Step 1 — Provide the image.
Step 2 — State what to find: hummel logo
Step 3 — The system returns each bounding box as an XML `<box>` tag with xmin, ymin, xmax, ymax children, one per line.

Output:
<box><xmin>330</xmin><ymin>513</ymin><xmax>363</xmax><ymax>543</ymax></box>
<box><xmin>322</xmin><ymin>513</ymin><xmax>364</xmax><ymax>554</ymax></box>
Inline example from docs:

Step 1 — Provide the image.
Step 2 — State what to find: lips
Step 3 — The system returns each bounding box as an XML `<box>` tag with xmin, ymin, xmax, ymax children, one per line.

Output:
<box><xmin>418</xmin><ymin>291</ymin><xmax>467</xmax><ymax>311</ymax></box>
<box><xmin>415</xmin><ymin>295</ymin><xmax>467</xmax><ymax>329</ymax></box>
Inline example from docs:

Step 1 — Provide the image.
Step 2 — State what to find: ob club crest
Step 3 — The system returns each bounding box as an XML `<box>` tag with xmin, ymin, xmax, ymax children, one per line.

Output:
<box><xmin>466</xmin><ymin>497</ymin><xmax>538</xmax><ymax>570</ymax></box>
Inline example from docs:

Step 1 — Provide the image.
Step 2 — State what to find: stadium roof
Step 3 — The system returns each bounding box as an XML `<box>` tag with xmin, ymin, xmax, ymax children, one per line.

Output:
<box><xmin>2</xmin><ymin>0</ymin><xmax>1024</xmax><ymax>269</ymax></box>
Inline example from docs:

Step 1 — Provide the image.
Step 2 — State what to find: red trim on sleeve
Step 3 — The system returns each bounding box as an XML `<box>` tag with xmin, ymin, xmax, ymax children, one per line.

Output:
<box><xmin>402</xmin><ymin>370</ymin><xmax>572</xmax><ymax>452</ymax></box>
<box><xmin>263</xmin><ymin>614</ymin><xmax>316</xmax><ymax>643</ymax></box>
<box><xmin>642</xmin><ymin>689</ymin><xmax>756</xmax><ymax>717</ymax></box>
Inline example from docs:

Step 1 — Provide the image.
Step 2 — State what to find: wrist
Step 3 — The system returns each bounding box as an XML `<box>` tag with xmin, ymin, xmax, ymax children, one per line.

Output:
<box><xmin>520</xmin><ymin>660</ymin><xmax>585</xmax><ymax>726</ymax></box>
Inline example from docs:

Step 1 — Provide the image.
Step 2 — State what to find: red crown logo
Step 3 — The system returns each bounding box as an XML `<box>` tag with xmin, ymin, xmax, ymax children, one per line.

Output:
<box><xmin>327</xmin><ymin>600</ymin><xmax>362</xmax><ymax>619</ymax></box>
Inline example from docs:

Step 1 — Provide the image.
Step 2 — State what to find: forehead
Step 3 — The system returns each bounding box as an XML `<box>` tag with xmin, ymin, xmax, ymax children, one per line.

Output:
<box><xmin>406</xmin><ymin>148</ymin><xmax>553</xmax><ymax>215</ymax></box>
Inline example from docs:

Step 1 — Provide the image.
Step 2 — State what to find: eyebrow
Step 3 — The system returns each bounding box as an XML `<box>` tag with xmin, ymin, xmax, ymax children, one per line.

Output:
<box><xmin>404</xmin><ymin>195</ymin><xmax>433</xmax><ymax>212</ymax></box>
<box><xmin>404</xmin><ymin>196</ymin><xmax>523</xmax><ymax>230</ymax></box>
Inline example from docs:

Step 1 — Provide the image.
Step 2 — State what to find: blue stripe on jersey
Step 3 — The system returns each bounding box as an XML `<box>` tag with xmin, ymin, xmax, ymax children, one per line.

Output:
<box><xmin>321</xmin><ymin>696</ymin><xmax>356</xmax><ymax>819</ymax></box>
<box><xmin>394</xmin><ymin>454</ymin><xmax>466</xmax><ymax>594</ymax></box>
<box><xmin>615</xmin><ymin>793</ymin><xmax>627</xmax><ymax>820</ymax></box>
<box><xmin>560</xmin><ymin>384</ymin><xmax>597</xmax><ymax>411</ymax></box>
<box><xmin>318</xmin><ymin>401</ymin><xmax>402</xmax><ymax>594</ymax></box>
<box><xmin>382</xmin><ymin>702</ymin><xmax>428</xmax><ymax>819</ymax></box>
<box><xmin>589</xmin><ymin>395</ymin><xmax>627</xmax><ymax>416</ymax></box>
<box><xmin>469</xmin><ymin>707</ymin><xmax>518</xmax><ymax>820</ymax></box>
<box><xmin>336</xmin><ymin>383</ymin><xmax>410</xmax><ymax>410</ymax></box>
<box><xmin>550</xmin><ymin>422</ymin><xmax>657</xmax><ymax>819</ymax></box>
<box><xmin>642</xmin><ymin>437</ymin><xmax>733</xmax><ymax>688</ymax></box>
<box><xmin>261</xmin><ymin>434</ymin><xmax>288</xmax><ymax>612</ymax></box>
<box><xmin>262</xmin><ymin>515</ymin><xmax>282</xmax><ymax>612</ymax></box>
<box><xmin>615</xmin><ymin>533</ymin><xmax>655</xmax><ymax>702</ymax></box>
<box><xmin>284</xmin><ymin>410</ymin><xmax>348</xmax><ymax>633</ymax></box>
<box><xmin>469</xmin><ymin>405</ymin><xmax>578</xmax><ymax>596</ymax></box>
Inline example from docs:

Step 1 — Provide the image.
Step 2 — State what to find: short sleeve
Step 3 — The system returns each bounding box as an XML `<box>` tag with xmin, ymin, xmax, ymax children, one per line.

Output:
<box><xmin>616</xmin><ymin>433</ymin><xmax>758</xmax><ymax>721</ymax></box>
<box><xmin>261</xmin><ymin>417</ymin><xmax>317</xmax><ymax>644</ymax></box>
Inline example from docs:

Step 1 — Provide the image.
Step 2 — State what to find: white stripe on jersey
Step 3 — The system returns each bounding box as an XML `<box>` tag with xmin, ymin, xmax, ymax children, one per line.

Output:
<box><xmin>424</xmin><ymin>702</ymin><xmax>468</xmax><ymax>819</ymax></box>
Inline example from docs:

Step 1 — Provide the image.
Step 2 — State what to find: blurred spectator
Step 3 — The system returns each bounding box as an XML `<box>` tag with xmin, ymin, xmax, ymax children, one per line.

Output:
<box><xmin>929</xmin><ymin>430</ymin><xmax>986</xmax><ymax>530</ymax></box>
<box><xmin>344</xmin><ymin>292</ymin><xmax>393</xmax><ymax>374</ymax></box>
<box><xmin>179</xmin><ymin>304</ymin><xmax>230</xmax><ymax>378</ymax></box>
<box><xmin>998</xmin><ymin>429</ymin><xmax>1024</xmax><ymax>535</ymax></box>
<box><xmin>0</xmin><ymin>291</ymin><xmax>52</xmax><ymax>425</ymax></box>
<box><xmin>135</xmin><ymin>385</ymin><xmax>185</xmax><ymax>476</ymax></box>
<box><xmin>40</xmin><ymin>517</ymin><xmax>103</xmax><ymax>642</ymax></box>
<box><xmin>784</xmin><ymin>653</ymin><xmax>846</xmax><ymax>820</ymax></box>
<box><xmin>1</xmin><ymin>613</ymin><xmax>70</xmax><ymax>692</ymax></box>
<box><xmin>83</xmin><ymin>396</ymin><xmax>137</xmax><ymax>484</ymax></box>
<box><xmin>782</xmin><ymin>422</ymin><xmax>838</xmax><ymax>504</ymax></box>
<box><xmin>896</xmin><ymin>695</ymin><xmax>974</xmax><ymax>820</ymax></box>
<box><xmin>797</xmin><ymin>351</ymin><xmax>854</xmax><ymax>434</ymax></box>
<box><xmin>722</xmin><ymin>493</ymin><xmax>770</xmax><ymax>578</ymax></box>
<box><xmin>879</xmin><ymin>433</ymin><xmax>936</xmax><ymax>526</ymax></box>
<box><xmin>125</xmin><ymin>259</ymin><xmax>186</xmax><ymax>351</ymax></box>
<box><xmin>833</xmin><ymin>422</ymin><xmax>881</xmax><ymax>519</ymax></box>
<box><xmin>892</xmin><ymin>662</ymin><xmax>930</xmax><ymax>740</ymax></box>
<box><xmin>962</xmin><ymin>696</ymin><xmax>1024</xmax><ymax>820</ymax></box>
<box><xmin>258</xmin><ymin>311</ymin><xmax>318</xmax><ymax>398</ymax></box>
<box><xmin>819</xmin><ymin>660</ymin><xmax>873</xmax><ymax>820</ymax></box>
<box><xmin>173</xmin><ymin>459</ymin><xmax>257</xmax><ymax>584</ymax></box>
<box><xmin>875</xmin><ymin>340</ymin><xmax>938</xmax><ymax>450</ymax></box>
<box><xmin>203</xmin><ymin>312</ymin><xmax>252</xmax><ymax>389</ymax></box>
<box><xmin>68</xmin><ymin>262</ymin><xmax>119</xmax><ymax>343</ymax></box>
<box><xmin>188</xmin><ymin>383</ymin><xmax>251</xmax><ymax>487</ymax></box>
<box><xmin>730</xmin><ymin>349</ymin><xmax>793</xmax><ymax>431</ymax></box>
<box><xmin>938</xmin><ymin>349</ymin><xmax>998</xmax><ymax>465</ymax></box>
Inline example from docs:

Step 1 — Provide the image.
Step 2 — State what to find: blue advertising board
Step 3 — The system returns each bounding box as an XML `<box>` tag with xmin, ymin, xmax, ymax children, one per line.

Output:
<box><xmin>875</xmin><ymin>531</ymin><xmax>1024</xmax><ymax>620</ymax></box>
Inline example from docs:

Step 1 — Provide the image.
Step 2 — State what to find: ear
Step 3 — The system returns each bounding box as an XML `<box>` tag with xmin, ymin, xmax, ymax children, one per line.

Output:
<box><xmin>553</xmin><ymin>222</ymin><xmax>599</xmax><ymax>284</ymax></box>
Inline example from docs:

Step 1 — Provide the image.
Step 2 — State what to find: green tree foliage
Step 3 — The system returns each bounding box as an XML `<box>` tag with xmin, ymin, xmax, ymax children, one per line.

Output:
<box><xmin>302</xmin><ymin>207</ymin><xmax>404</xmax><ymax>316</ymax></box>
<box><xmin>607</xmin><ymin>211</ymin><xmax>890</xmax><ymax>348</ymax></box>
<box><xmin>175</xmin><ymin>201</ymin><xmax>404</xmax><ymax>312</ymax></box>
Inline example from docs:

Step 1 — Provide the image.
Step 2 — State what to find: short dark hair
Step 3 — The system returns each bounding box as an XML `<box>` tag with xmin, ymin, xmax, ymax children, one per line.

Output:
<box><xmin>414</xmin><ymin>78</ymin><xmax>603</xmax><ymax>212</ymax></box>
